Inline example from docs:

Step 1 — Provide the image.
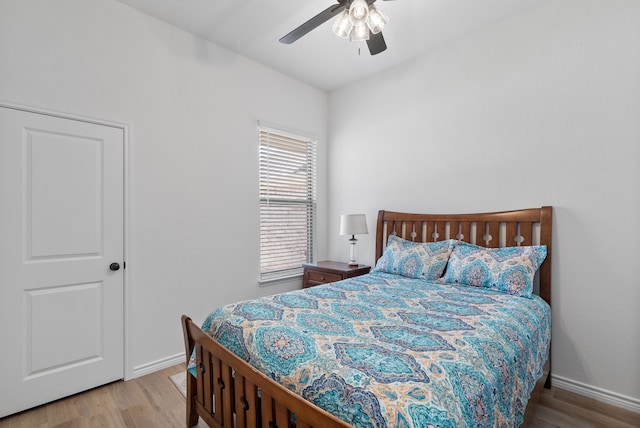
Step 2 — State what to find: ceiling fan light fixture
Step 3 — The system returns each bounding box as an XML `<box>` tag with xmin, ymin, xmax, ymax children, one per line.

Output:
<box><xmin>332</xmin><ymin>10</ymin><xmax>353</xmax><ymax>39</ymax></box>
<box><xmin>279</xmin><ymin>0</ymin><xmax>388</xmax><ymax>54</ymax></box>
<box><xmin>367</xmin><ymin>5</ymin><xmax>388</xmax><ymax>34</ymax></box>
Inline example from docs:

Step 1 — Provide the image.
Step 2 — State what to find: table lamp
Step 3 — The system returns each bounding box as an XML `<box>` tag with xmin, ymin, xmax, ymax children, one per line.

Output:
<box><xmin>340</xmin><ymin>214</ymin><xmax>368</xmax><ymax>266</ymax></box>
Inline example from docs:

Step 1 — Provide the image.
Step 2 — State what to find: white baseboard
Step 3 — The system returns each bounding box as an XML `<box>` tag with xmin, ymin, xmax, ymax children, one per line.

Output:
<box><xmin>552</xmin><ymin>374</ymin><xmax>640</xmax><ymax>414</ymax></box>
<box><xmin>132</xmin><ymin>352</ymin><xmax>186</xmax><ymax>379</ymax></box>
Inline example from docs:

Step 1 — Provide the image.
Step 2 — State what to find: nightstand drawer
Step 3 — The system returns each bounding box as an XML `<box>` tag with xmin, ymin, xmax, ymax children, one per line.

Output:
<box><xmin>302</xmin><ymin>261</ymin><xmax>371</xmax><ymax>288</ymax></box>
<box><xmin>306</xmin><ymin>270</ymin><xmax>343</xmax><ymax>284</ymax></box>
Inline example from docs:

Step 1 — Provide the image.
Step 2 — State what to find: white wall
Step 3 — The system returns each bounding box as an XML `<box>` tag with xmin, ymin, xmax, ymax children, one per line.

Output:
<box><xmin>0</xmin><ymin>0</ymin><xmax>328</xmax><ymax>375</ymax></box>
<box><xmin>328</xmin><ymin>0</ymin><xmax>640</xmax><ymax>409</ymax></box>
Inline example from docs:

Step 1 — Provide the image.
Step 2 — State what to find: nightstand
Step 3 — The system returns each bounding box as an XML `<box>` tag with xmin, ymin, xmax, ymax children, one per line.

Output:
<box><xmin>302</xmin><ymin>261</ymin><xmax>371</xmax><ymax>288</ymax></box>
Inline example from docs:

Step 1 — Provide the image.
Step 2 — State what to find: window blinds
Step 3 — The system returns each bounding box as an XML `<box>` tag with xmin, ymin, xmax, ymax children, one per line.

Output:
<box><xmin>259</xmin><ymin>127</ymin><xmax>316</xmax><ymax>281</ymax></box>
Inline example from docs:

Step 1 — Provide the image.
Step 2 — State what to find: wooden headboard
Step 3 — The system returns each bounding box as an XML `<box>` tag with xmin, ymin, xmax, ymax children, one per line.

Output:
<box><xmin>375</xmin><ymin>207</ymin><xmax>553</xmax><ymax>306</ymax></box>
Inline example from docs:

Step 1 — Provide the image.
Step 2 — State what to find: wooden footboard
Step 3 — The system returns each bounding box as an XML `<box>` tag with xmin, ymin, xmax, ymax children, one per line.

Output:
<box><xmin>181</xmin><ymin>315</ymin><xmax>351</xmax><ymax>428</ymax></box>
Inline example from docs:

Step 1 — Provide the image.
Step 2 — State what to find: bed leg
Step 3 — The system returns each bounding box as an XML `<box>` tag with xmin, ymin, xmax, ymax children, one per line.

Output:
<box><xmin>544</xmin><ymin>372</ymin><xmax>552</xmax><ymax>389</ymax></box>
<box><xmin>544</xmin><ymin>348</ymin><xmax>552</xmax><ymax>389</ymax></box>
<box><xmin>182</xmin><ymin>315</ymin><xmax>200</xmax><ymax>427</ymax></box>
<box><xmin>186</xmin><ymin>370</ymin><xmax>199</xmax><ymax>427</ymax></box>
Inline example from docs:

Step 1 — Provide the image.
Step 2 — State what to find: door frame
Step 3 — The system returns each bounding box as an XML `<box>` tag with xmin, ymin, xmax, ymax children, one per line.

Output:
<box><xmin>0</xmin><ymin>100</ymin><xmax>133</xmax><ymax>381</ymax></box>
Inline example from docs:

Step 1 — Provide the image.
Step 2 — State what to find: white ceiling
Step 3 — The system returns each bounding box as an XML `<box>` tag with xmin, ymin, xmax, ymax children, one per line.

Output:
<box><xmin>115</xmin><ymin>0</ymin><xmax>542</xmax><ymax>92</ymax></box>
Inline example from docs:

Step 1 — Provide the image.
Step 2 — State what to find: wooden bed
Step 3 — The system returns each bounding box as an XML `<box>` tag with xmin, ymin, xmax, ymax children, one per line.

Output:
<box><xmin>182</xmin><ymin>206</ymin><xmax>553</xmax><ymax>428</ymax></box>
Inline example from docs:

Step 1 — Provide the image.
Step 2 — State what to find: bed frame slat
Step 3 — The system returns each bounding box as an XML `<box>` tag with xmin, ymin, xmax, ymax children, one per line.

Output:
<box><xmin>460</xmin><ymin>221</ymin><xmax>471</xmax><ymax>243</ymax></box>
<box><xmin>448</xmin><ymin>221</ymin><xmax>456</xmax><ymax>240</ymax></box>
<box><xmin>486</xmin><ymin>221</ymin><xmax>498</xmax><ymax>247</ymax></box>
<box><xmin>424</xmin><ymin>221</ymin><xmax>433</xmax><ymax>243</ymax></box>
<box><xmin>245</xmin><ymin>380</ymin><xmax>258</xmax><ymax>428</ymax></box>
<box><xmin>221</xmin><ymin>361</ymin><xmax>233</xmax><ymax>427</ymax></box>
<box><xmin>261</xmin><ymin>392</ymin><xmax>273</xmax><ymax>428</ymax></box>
<box><xmin>475</xmin><ymin>221</ymin><xmax>486</xmax><ymax>245</ymax></box>
<box><xmin>434</xmin><ymin>221</ymin><xmax>445</xmax><ymax>241</ymax></box>
<box><xmin>520</xmin><ymin>222</ymin><xmax>533</xmax><ymax>246</ymax></box>
<box><xmin>212</xmin><ymin>356</ymin><xmax>222</xmax><ymax>422</ymax></box>
<box><xmin>275</xmin><ymin>402</ymin><xmax>288</xmax><ymax>428</ymax></box>
<box><xmin>506</xmin><ymin>222</ymin><xmax>518</xmax><ymax>246</ymax></box>
<box><xmin>233</xmin><ymin>374</ymin><xmax>246</xmax><ymax>427</ymax></box>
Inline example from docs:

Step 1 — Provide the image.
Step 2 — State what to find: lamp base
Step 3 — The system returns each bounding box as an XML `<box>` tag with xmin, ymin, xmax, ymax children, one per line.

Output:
<box><xmin>348</xmin><ymin>237</ymin><xmax>358</xmax><ymax>266</ymax></box>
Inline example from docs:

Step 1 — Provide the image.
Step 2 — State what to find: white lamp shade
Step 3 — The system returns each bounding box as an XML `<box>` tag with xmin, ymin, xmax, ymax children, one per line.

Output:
<box><xmin>350</xmin><ymin>21</ymin><xmax>370</xmax><ymax>41</ymax></box>
<box><xmin>332</xmin><ymin>11</ymin><xmax>353</xmax><ymax>39</ymax></box>
<box><xmin>367</xmin><ymin>6</ymin><xmax>388</xmax><ymax>34</ymax></box>
<box><xmin>340</xmin><ymin>214</ymin><xmax>368</xmax><ymax>236</ymax></box>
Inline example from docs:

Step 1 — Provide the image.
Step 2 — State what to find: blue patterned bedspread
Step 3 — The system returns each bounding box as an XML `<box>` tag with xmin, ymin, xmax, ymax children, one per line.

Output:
<box><xmin>200</xmin><ymin>272</ymin><xmax>551</xmax><ymax>428</ymax></box>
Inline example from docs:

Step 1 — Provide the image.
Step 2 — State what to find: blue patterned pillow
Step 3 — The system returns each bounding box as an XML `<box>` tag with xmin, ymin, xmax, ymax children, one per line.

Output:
<box><xmin>442</xmin><ymin>242</ymin><xmax>547</xmax><ymax>298</ymax></box>
<box><xmin>373</xmin><ymin>235</ymin><xmax>455</xmax><ymax>280</ymax></box>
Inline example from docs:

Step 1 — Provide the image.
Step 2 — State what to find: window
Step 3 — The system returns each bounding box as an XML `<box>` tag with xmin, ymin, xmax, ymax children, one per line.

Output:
<box><xmin>258</xmin><ymin>125</ymin><xmax>316</xmax><ymax>282</ymax></box>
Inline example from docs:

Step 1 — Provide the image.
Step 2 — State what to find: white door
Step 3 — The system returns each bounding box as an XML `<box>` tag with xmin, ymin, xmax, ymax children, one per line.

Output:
<box><xmin>0</xmin><ymin>106</ymin><xmax>124</xmax><ymax>417</ymax></box>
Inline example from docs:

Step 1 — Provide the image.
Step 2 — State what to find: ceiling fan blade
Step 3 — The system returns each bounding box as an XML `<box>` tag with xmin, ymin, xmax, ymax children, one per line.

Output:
<box><xmin>279</xmin><ymin>3</ymin><xmax>347</xmax><ymax>44</ymax></box>
<box><xmin>367</xmin><ymin>31</ymin><xmax>387</xmax><ymax>55</ymax></box>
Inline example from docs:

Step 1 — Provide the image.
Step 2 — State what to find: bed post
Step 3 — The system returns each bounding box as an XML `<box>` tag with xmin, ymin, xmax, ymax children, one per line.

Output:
<box><xmin>181</xmin><ymin>315</ymin><xmax>199</xmax><ymax>427</ymax></box>
<box><xmin>539</xmin><ymin>206</ymin><xmax>552</xmax><ymax>308</ymax></box>
<box><xmin>375</xmin><ymin>210</ymin><xmax>386</xmax><ymax>263</ymax></box>
<box><xmin>539</xmin><ymin>206</ymin><xmax>553</xmax><ymax>389</ymax></box>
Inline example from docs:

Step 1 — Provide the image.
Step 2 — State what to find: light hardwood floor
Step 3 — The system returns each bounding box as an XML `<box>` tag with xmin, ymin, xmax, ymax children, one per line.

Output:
<box><xmin>1</xmin><ymin>364</ymin><xmax>638</xmax><ymax>428</ymax></box>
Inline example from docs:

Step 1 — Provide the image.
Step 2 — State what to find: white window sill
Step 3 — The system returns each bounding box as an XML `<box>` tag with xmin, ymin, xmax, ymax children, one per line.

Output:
<box><xmin>258</xmin><ymin>273</ymin><xmax>303</xmax><ymax>287</ymax></box>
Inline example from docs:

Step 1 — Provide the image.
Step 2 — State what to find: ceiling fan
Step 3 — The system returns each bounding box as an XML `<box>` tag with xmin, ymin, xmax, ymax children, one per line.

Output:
<box><xmin>279</xmin><ymin>0</ymin><xmax>396</xmax><ymax>56</ymax></box>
